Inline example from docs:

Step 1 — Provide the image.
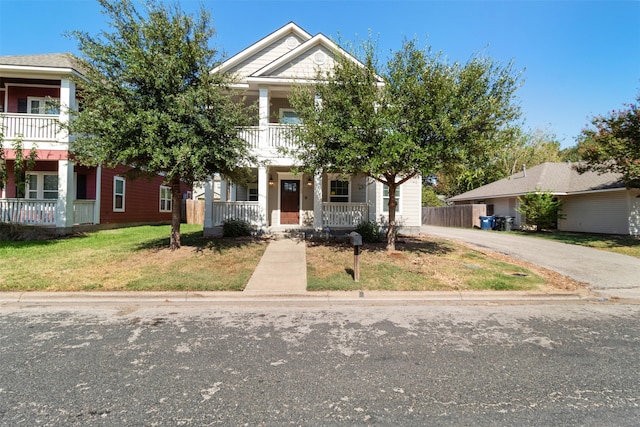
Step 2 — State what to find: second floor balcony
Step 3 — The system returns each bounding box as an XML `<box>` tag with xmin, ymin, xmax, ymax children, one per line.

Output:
<box><xmin>238</xmin><ymin>124</ymin><xmax>300</xmax><ymax>152</ymax></box>
<box><xmin>1</xmin><ymin>113</ymin><xmax>61</xmax><ymax>143</ymax></box>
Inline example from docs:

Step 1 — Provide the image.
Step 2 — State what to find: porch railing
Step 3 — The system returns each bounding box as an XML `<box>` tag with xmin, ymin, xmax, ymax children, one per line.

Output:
<box><xmin>322</xmin><ymin>202</ymin><xmax>369</xmax><ymax>227</ymax></box>
<box><xmin>238</xmin><ymin>124</ymin><xmax>299</xmax><ymax>150</ymax></box>
<box><xmin>1</xmin><ymin>113</ymin><xmax>60</xmax><ymax>141</ymax></box>
<box><xmin>0</xmin><ymin>199</ymin><xmax>57</xmax><ymax>225</ymax></box>
<box><xmin>212</xmin><ymin>201</ymin><xmax>264</xmax><ymax>226</ymax></box>
<box><xmin>73</xmin><ymin>200</ymin><xmax>96</xmax><ymax>224</ymax></box>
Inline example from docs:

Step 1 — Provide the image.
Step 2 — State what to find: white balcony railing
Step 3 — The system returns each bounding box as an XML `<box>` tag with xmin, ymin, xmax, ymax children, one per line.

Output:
<box><xmin>212</xmin><ymin>201</ymin><xmax>264</xmax><ymax>226</ymax></box>
<box><xmin>1</xmin><ymin>113</ymin><xmax>60</xmax><ymax>142</ymax></box>
<box><xmin>0</xmin><ymin>199</ymin><xmax>57</xmax><ymax>225</ymax></box>
<box><xmin>322</xmin><ymin>202</ymin><xmax>369</xmax><ymax>227</ymax></box>
<box><xmin>238</xmin><ymin>124</ymin><xmax>299</xmax><ymax>151</ymax></box>
<box><xmin>73</xmin><ymin>200</ymin><xmax>96</xmax><ymax>224</ymax></box>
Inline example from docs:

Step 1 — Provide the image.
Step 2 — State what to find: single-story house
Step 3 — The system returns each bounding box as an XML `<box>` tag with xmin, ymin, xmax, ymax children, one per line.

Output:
<box><xmin>447</xmin><ymin>162</ymin><xmax>640</xmax><ymax>235</ymax></box>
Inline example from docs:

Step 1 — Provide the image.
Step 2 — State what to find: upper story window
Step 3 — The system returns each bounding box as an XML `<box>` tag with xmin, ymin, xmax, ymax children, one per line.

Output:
<box><xmin>279</xmin><ymin>108</ymin><xmax>301</xmax><ymax>125</ymax></box>
<box><xmin>27</xmin><ymin>97</ymin><xmax>60</xmax><ymax>115</ymax></box>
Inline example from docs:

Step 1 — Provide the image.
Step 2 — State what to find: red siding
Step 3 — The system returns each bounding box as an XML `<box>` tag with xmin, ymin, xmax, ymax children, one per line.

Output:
<box><xmin>99</xmin><ymin>165</ymin><xmax>190</xmax><ymax>224</ymax></box>
<box><xmin>6</xmin><ymin>86</ymin><xmax>60</xmax><ymax>113</ymax></box>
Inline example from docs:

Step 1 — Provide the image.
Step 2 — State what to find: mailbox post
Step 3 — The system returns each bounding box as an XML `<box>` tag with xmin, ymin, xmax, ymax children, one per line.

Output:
<box><xmin>349</xmin><ymin>232</ymin><xmax>362</xmax><ymax>282</ymax></box>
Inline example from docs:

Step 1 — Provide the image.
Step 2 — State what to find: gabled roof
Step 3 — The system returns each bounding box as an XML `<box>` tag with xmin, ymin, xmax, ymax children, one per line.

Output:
<box><xmin>448</xmin><ymin>162</ymin><xmax>626</xmax><ymax>202</ymax></box>
<box><xmin>0</xmin><ymin>53</ymin><xmax>85</xmax><ymax>76</ymax></box>
<box><xmin>213</xmin><ymin>22</ymin><xmax>382</xmax><ymax>86</ymax></box>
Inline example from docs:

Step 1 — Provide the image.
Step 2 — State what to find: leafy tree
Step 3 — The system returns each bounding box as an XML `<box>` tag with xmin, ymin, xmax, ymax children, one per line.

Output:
<box><xmin>575</xmin><ymin>94</ymin><xmax>640</xmax><ymax>187</ymax></box>
<box><xmin>290</xmin><ymin>39</ymin><xmax>522</xmax><ymax>250</ymax></box>
<box><xmin>0</xmin><ymin>134</ymin><xmax>38</xmax><ymax>198</ymax></box>
<box><xmin>67</xmin><ymin>0</ymin><xmax>254</xmax><ymax>249</ymax></box>
<box><xmin>422</xmin><ymin>186</ymin><xmax>444</xmax><ymax>207</ymax></box>
<box><xmin>435</xmin><ymin>127</ymin><xmax>563</xmax><ymax>196</ymax></box>
<box><xmin>517</xmin><ymin>190</ymin><xmax>565</xmax><ymax>232</ymax></box>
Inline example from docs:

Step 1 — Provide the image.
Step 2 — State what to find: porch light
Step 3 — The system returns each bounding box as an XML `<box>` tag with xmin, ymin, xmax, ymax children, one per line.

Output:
<box><xmin>307</xmin><ymin>177</ymin><xmax>313</xmax><ymax>187</ymax></box>
<box><xmin>269</xmin><ymin>174</ymin><xmax>274</xmax><ymax>186</ymax></box>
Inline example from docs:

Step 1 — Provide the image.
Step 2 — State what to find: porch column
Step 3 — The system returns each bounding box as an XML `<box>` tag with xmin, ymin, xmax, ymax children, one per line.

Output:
<box><xmin>230</xmin><ymin>183</ymin><xmax>237</xmax><ymax>202</ymax></box>
<box><xmin>56</xmin><ymin>159</ymin><xmax>75</xmax><ymax>229</ymax></box>
<box><xmin>258</xmin><ymin>166</ymin><xmax>268</xmax><ymax>230</ymax></box>
<box><xmin>259</xmin><ymin>87</ymin><xmax>269</xmax><ymax>148</ymax></box>
<box><xmin>313</xmin><ymin>170</ymin><xmax>323</xmax><ymax>230</ymax></box>
<box><xmin>59</xmin><ymin>78</ymin><xmax>76</xmax><ymax>142</ymax></box>
<box><xmin>219</xmin><ymin>179</ymin><xmax>228</xmax><ymax>202</ymax></box>
<box><xmin>93</xmin><ymin>164</ymin><xmax>101</xmax><ymax>224</ymax></box>
<box><xmin>203</xmin><ymin>176</ymin><xmax>214</xmax><ymax>229</ymax></box>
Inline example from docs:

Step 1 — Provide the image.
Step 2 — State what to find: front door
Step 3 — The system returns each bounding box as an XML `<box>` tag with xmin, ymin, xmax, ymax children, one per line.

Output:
<box><xmin>280</xmin><ymin>180</ymin><xmax>300</xmax><ymax>225</ymax></box>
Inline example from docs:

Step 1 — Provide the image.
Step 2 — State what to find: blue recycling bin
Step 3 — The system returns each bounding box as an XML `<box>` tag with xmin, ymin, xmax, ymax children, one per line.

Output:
<box><xmin>480</xmin><ymin>216</ymin><xmax>494</xmax><ymax>230</ymax></box>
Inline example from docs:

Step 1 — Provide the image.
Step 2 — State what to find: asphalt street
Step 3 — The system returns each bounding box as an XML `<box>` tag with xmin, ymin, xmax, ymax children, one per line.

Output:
<box><xmin>1</xmin><ymin>302</ymin><xmax>639</xmax><ymax>426</ymax></box>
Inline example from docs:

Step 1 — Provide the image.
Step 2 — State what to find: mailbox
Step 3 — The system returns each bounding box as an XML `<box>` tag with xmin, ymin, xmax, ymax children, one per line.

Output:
<box><xmin>349</xmin><ymin>231</ymin><xmax>362</xmax><ymax>246</ymax></box>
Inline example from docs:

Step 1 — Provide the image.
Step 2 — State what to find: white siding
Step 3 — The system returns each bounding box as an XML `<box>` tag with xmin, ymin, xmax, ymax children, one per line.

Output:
<box><xmin>559</xmin><ymin>190</ymin><xmax>632</xmax><ymax>235</ymax></box>
<box><xmin>229</xmin><ymin>34</ymin><xmax>307</xmax><ymax>80</ymax></box>
<box><xmin>271</xmin><ymin>46</ymin><xmax>337</xmax><ymax>79</ymax></box>
<box><xmin>375</xmin><ymin>176</ymin><xmax>422</xmax><ymax>228</ymax></box>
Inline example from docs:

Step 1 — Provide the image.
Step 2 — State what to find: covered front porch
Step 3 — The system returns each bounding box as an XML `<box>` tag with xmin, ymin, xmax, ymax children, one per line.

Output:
<box><xmin>0</xmin><ymin>158</ymin><xmax>100</xmax><ymax>230</ymax></box>
<box><xmin>203</xmin><ymin>167</ymin><xmax>373</xmax><ymax>236</ymax></box>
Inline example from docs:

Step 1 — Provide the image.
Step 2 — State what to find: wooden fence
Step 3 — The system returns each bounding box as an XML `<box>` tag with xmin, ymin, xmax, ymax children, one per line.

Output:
<box><xmin>184</xmin><ymin>199</ymin><xmax>205</xmax><ymax>225</ymax></box>
<box><xmin>422</xmin><ymin>204</ymin><xmax>487</xmax><ymax>229</ymax></box>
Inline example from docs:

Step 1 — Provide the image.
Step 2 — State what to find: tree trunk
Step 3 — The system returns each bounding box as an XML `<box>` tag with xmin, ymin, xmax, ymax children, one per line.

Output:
<box><xmin>170</xmin><ymin>177</ymin><xmax>182</xmax><ymax>250</ymax></box>
<box><xmin>386</xmin><ymin>184</ymin><xmax>397</xmax><ymax>251</ymax></box>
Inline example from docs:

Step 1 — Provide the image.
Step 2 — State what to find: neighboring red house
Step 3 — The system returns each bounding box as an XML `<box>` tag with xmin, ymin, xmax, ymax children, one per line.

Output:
<box><xmin>0</xmin><ymin>53</ymin><xmax>189</xmax><ymax>233</ymax></box>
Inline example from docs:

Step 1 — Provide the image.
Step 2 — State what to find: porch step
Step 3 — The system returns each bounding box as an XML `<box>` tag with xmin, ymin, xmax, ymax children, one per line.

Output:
<box><xmin>267</xmin><ymin>228</ymin><xmax>310</xmax><ymax>240</ymax></box>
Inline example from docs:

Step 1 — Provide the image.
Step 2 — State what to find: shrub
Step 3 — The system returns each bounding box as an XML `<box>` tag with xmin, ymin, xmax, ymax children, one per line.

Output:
<box><xmin>222</xmin><ymin>218</ymin><xmax>253</xmax><ymax>237</ymax></box>
<box><xmin>355</xmin><ymin>221</ymin><xmax>384</xmax><ymax>243</ymax></box>
<box><xmin>517</xmin><ymin>190</ymin><xmax>565</xmax><ymax>232</ymax></box>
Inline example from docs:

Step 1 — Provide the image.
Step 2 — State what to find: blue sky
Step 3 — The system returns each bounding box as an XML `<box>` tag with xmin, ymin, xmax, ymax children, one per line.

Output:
<box><xmin>1</xmin><ymin>0</ymin><xmax>638</xmax><ymax>148</ymax></box>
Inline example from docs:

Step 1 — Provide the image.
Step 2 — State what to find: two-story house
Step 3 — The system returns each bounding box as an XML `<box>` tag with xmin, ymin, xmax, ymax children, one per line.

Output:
<box><xmin>203</xmin><ymin>22</ymin><xmax>423</xmax><ymax>237</ymax></box>
<box><xmin>0</xmin><ymin>54</ymin><xmax>189</xmax><ymax>234</ymax></box>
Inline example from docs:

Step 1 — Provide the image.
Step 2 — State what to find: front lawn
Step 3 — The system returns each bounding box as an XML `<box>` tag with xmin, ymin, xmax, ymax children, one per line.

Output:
<box><xmin>0</xmin><ymin>225</ymin><xmax>266</xmax><ymax>291</ymax></box>
<box><xmin>306</xmin><ymin>236</ymin><xmax>577</xmax><ymax>292</ymax></box>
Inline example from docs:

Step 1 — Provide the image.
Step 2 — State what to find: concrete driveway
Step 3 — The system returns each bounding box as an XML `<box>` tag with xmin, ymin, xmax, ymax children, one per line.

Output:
<box><xmin>421</xmin><ymin>226</ymin><xmax>640</xmax><ymax>297</ymax></box>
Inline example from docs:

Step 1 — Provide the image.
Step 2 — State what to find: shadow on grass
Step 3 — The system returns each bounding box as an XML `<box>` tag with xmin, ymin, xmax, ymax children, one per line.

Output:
<box><xmin>307</xmin><ymin>235</ymin><xmax>454</xmax><ymax>256</ymax></box>
<box><xmin>0</xmin><ymin>223</ymin><xmax>90</xmax><ymax>249</ymax></box>
<box><xmin>134</xmin><ymin>230</ymin><xmax>266</xmax><ymax>254</ymax></box>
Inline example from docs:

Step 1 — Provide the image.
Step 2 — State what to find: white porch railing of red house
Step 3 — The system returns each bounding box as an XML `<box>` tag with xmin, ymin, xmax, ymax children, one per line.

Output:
<box><xmin>322</xmin><ymin>202</ymin><xmax>369</xmax><ymax>227</ymax></box>
<box><xmin>212</xmin><ymin>201</ymin><xmax>264</xmax><ymax>226</ymax></box>
<box><xmin>0</xmin><ymin>199</ymin><xmax>57</xmax><ymax>225</ymax></box>
<box><xmin>237</xmin><ymin>124</ymin><xmax>299</xmax><ymax>150</ymax></box>
<box><xmin>1</xmin><ymin>114</ymin><xmax>59</xmax><ymax>141</ymax></box>
<box><xmin>73</xmin><ymin>200</ymin><xmax>96</xmax><ymax>224</ymax></box>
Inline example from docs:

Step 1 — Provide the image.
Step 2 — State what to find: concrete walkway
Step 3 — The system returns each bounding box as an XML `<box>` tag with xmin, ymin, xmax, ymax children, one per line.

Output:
<box><xmin>243</xmin><ymin>238</ymin><xmax>307</xmax><ymax>294</ymax></box>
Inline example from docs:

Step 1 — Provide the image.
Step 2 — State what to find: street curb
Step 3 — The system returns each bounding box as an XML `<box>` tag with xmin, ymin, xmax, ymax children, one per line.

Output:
<box><xmin>0</xmin><ymin>289</ymin><xmax>614</xmax><ymax>306</ymax></box>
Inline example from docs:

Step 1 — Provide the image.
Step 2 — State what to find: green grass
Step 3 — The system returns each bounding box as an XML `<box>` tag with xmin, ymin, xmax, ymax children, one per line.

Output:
<box><xmin>0</xmin><ymin>225</ymin><xmax>266</xmax><ymax>291</ymax></box>
<box><xmin>517</xmin><ymin>231</ymin><xmax>640</xmax><ymax>258</ymax></box>
<box><xmin>305</xmin><ymin>237</ymin><xmax>548</xmax><ymax>292</ymax></box>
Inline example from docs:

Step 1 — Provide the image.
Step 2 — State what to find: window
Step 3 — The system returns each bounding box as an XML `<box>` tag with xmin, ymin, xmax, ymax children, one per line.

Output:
<box><xmin>113</xmin><ymin>176</ymin><xmax>125</xmax><ymax>212</ymax></box>
<box><xmin>383</xmin><ymin>185</ymin><xmax>400</xmax><ymax>213</ymax></box>
<box><xmin>279</xmin><ymin>108</ymin><xmax>301</xmax><ymax>124</ymax></box>
<box><xmin>248</xmin><ymin>187</ymin><xmax>258</xmax><ymax>202</ymax></box>
<box><xmin>160</xmin><ymin>186</ymin><xmax>172</xmax><ymax>212</ymax></box>
<box><xmin>329</xmin><ymin>180</ymin><xmax>349</xmax><ymax>203</ymax></box>
<box><xmin>26</xmin><ymin>173</ymin><xmax>58</xmax><ymax>199</ymax></box>
<box><xmin>27</xmin><ymin>97</ymin><xmax>59</xmax><ymax>115</ymax></box>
